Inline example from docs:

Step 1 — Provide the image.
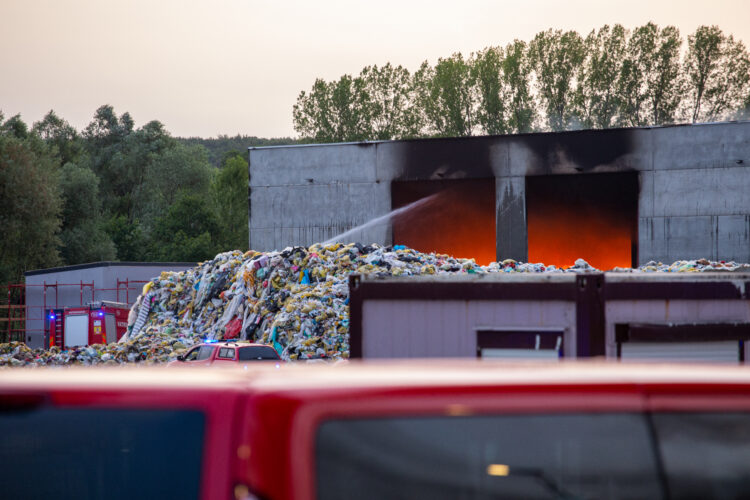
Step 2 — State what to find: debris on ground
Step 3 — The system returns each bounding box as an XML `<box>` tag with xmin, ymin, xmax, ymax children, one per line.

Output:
<box><xmin>2</xmin><ymin>243</ymin><xmax>749</xmax><ymax>367</ymax></box>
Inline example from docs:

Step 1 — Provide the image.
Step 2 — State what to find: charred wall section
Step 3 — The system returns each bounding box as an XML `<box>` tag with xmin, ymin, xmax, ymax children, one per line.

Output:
<box><xmin>249</xmin><ymin>122</ymin><xmax>750</xmax><ymax>266</ymax></box>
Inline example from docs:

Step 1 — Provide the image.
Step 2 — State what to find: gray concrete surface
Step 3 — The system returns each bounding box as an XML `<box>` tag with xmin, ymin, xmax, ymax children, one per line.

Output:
<box><xmin>249</xmin><ymin>121</ymin><xmax>750</xmax><ymax>264</ymax></box>
<box><xmin>362</xmin><ymin>299</ymin><xmax>576</xmax><ymax>358</ymax></box>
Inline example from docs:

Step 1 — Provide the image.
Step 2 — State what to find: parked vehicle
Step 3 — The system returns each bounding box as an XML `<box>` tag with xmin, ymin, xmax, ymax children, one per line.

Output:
<box><xmin>2</xmin><ymin>361</ymin><xmax>750</xmax><ymax>499</ymax></box>
<box><xmin>167</xmin><ymin>340</ymin><xmax>281</xmax><ymax>367</ymax></box>
<box><xmin>45</xmin><ymin>301</ymin><xmax>130</xmax><ymax>348</ymax></box>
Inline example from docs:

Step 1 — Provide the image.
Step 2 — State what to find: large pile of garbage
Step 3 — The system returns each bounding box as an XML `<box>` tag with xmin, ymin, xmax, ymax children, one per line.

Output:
<box><xmin>2</xmin><ymin>244</ymin><xmax>749</xmax><ymax>367</ymax></box>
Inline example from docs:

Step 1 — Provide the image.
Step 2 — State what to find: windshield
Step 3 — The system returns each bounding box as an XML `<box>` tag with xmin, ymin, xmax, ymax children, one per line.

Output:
<box><xmin>318</xmin><ymin>412</ymin><xmax>750</xmax><ymax>499</ymax></box>
<box><xmin>196</xmin><ymin>345</ymin><xmax>215</xmax><ymax>360</ymax></box>
<box><xmin>317</xmin><ymin>413</ymin><xmax>662</xmax><ymax>499</ymax></box>
<box><xmin>0</xmin><ymin>406</ymin><xmax>204</xmax><ymax>500</ymax></box>
<box><xmin>653</xmin><ymin>413</ymin><xmax>750</xmax><ymax>499</ymax></box>
<box><xmin>238</xmin><ymin>346</ymin><xmax>279</xmax><ymax>360</ymax></box>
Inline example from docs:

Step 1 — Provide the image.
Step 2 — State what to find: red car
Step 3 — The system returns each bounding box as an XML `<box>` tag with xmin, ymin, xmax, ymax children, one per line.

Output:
<box><xmin>3</xmin><ymin>362</ymin><xmax>750</xmax><ymax>500</ymax></box>
<box><xmin>168</xmin><ymin>341</ymin><xmax>281</xmax><ymax>367</ymax></box>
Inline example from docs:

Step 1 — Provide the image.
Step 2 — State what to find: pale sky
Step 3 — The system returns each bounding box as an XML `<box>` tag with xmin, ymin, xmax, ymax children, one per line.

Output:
<box><xmin>2</xmin><ymin>0</ymin><xmax>748</xmax><ymax>138</ymax></box>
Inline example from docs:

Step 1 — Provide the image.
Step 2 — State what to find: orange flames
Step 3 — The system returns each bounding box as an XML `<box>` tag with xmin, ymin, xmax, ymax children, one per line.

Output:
<box><xmin>527</xmin><ymin>203</ymin><xmax>634</xmax><ymax>270</ymax></box>
<box><xmin>392</xmin><ymin>180</ymin><xmax>496</xmax><ymax>265</ymax></box>
<box><xmin>526</xmin><ymin>173</ymin><xmax>638</xmax><ymax>270</ymax></box>
<box><xmin>391</xmin><ymin>173</ymin><xmax>637</xmax><ymax>270</ymax></box>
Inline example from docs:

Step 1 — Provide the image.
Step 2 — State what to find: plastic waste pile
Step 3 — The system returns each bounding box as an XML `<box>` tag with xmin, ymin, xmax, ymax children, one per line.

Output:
<box><xmin>618</xmin><ymin>258</ymin><xmax>750</xmax><ymax>273</ymax></box>
<box><xmin>0</xmin><ymin>335</ymin><xmax>191</xmax><ymax>367</ymax></box>
<box><xmin>2</xmin><ymin>245</ymin><xmax>749</xmax><ymax>367</ymax></box>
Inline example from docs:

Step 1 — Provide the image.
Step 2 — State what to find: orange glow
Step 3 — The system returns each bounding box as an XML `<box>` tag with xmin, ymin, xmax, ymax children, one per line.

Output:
<box><xmin>526</xmin><ymin>173</ymin><xmax>638</xmax><ymax>270</ymax></box>
<box><xmin>392</xmin><ymin>180</ymin><xmax>496</xmax><ymax>265</ymax></box>
<box><xmin>527</xmin><ymin>203</ymin><xmax>633</xmax><ymax>270</ymax></box>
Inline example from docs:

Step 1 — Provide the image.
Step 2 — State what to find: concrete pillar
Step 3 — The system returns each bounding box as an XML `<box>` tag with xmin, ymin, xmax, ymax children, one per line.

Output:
<box><xmin>496</xmin><ymin>176</ymin><xmax>527</xmax><ymax>262</ymax></box>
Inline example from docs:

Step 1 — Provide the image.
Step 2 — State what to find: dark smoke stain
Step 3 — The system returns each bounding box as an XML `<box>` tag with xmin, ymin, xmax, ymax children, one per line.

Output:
<box><xmin>399</xmin><ymin>136</ymin><xmax>495</xmax><ymax>181</ymax></box>
<box><xmin>395</xmin><ymin>128</ymin><xmax>636</xmax><ymax>181</ymax></box>
<box><xmin>523</xmin><ymin>128</ymin><xmax>636</xmax><ymax>174</ymax></box>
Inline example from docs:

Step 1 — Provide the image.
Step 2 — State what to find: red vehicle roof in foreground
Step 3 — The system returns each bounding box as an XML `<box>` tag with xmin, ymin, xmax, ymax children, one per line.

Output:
<box><xmin>4</xmin><ymin>361</ymin><xmax>750</xmax><ymax>500</ymax></box>
<box><xmin>4</xmin><ymin>359</ymin><xmax>750</xmax><ymax>393</ymax></box>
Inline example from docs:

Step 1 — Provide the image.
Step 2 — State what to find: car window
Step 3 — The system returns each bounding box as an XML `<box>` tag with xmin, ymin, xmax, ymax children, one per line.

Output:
<box><xmin>0</xmin><ymin>407</ymin><xmax>204</xmax><ymax>500</ymax></box>
<box><xmin>196</xmin><ymin>345</ymin><xmax>215</xmax><ymax>361</ymax></box>
<box><xmin>183</xmin><ymin>347</ymin><xmax>200</xmax><ymax>361</ymax></box>
<box><xmin>218</xmin><ymin>347</ymin><xmax>235</xmax><ymax>359</ymax></box>
<box><xmin>653</xmin><ymin>412</ymin><xmax>750</xmax><ymax>498</ymax></box>
<box><xmin>238</xmin><ymin>346</ymin><xmax>279</xmax><ymax>361</ymax></box>
<box><xmin>317</xmin><ymin>413</ymin><xmax>662</xmax><ymax>500</ymax></box>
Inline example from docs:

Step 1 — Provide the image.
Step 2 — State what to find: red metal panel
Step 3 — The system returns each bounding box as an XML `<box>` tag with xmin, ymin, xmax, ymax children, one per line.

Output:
<box><xmin>89</xmin><ymin>309</ymin><xmax>103</xmax><ymax>345</ymax></box>
<box><xmin>45</xmin><ymin>386</ymin><xmax>243</xmax><ymax>500</ymax></box>
<box><xmin>114</xmin><ymin>307</ymin><xmax>129</xmax><ymax>341</ymax></box>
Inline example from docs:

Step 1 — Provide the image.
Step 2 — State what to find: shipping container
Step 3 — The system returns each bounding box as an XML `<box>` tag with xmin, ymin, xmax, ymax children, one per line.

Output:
<box><xmin>349</xmin><ymin>272</ymin><xmax>750</xmax><ymax>363</ymax></box>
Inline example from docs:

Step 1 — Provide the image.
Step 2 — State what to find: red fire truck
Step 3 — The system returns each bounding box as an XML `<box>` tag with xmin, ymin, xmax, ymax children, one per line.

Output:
<box><xmin>45</xmin><ymin>301</ymin><xmax>130</xmax><ymax>348</ymax></box>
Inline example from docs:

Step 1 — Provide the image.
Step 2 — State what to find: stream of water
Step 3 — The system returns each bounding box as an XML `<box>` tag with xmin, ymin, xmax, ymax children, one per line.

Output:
<box><xmin>323</xmin><ymin>194</ymin><xmax>439</xmax><ymax>245</ymax></box>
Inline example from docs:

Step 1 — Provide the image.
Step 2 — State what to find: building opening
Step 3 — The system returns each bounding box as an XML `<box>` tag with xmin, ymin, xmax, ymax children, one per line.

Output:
<box><xmin>391</xmin><ymin>179</ymin><xmax>496</xmax><ymax>265</ymax></box>
<box><xmin>526</xmin><ymin>172</ymin><xmax>638</xmax><ymax>270</ymax></box>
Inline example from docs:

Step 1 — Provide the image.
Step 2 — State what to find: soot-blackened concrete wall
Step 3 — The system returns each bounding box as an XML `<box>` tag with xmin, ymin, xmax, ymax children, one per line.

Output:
<box><xmin>248</xmin><ymin>121</ymin><xmax>750</xmax><ymax>264</ymax></box>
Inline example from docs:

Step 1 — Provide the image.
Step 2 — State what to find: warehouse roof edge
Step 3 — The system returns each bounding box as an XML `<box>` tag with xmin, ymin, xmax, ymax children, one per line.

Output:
<box><xmin>247</xmin><ymin>119</ymin><xmax>750</xmax><ymax>150</ymax></box>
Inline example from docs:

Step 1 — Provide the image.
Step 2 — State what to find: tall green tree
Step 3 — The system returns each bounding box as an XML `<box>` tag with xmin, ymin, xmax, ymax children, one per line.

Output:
<box><xmin>151</xmin><ymin>193</ymin><xmax>221</xmax><ymax>262</ymax></box>
<box><xmin>0</xmin><ymin>113</ymin><xmax>62</xmax><ymax>284</ymax></box>
<box><xmin>471</xmin><ymin>47</ymin><xmax>508</xmax><ymax>135</ymax></box>
<box><xmin>82</xmin><ymin>105</ymin><xmax>218</xmax><ymax>261</ymax></box>
<box><xmin>58</xmin><ymin>162</ymin><xmax>116</xmax><ymax>264</ymax></box>
<box><xmin>32</xmin><ymin>111</ymin><xmax>87</xmax><ymax>166</ymax></box>
<box><xmin>83</xmin><ymin>105</ymin><xmax>138</xmax><ymax>217</ymax></box>
<box><xmin>135</xmin><ymin>141</ymin><xmax>214</xmax><ymax>227</ymax></box>
<box><xmin>213</xmin><ymin>154</ymin><xmax>249</xmax><ymax>250</ymax></box>
<box><xmin>293</xmin><ymin>75</ymin><xmax>371</xmax><ymax>142</ymax></box>
<box><xmin>528</xmin><ymin>29</ymin><xmax>586</xmax><ymax>131</ymax></box>
<box><xmin>115</xmin><ymin>120</ymin><xmax>176</xmax><ymax>223</ymax></box>
<box><xmin>359</xmin><ymin>63</ymin><xmax>422</xmax><ymax>140</ymax></box>
<box><xmin>105</xmin><ymin>215</ymin><xmax>147</xmax><ymax>262</ymax></box>
<box><xmin>619</xmin><ymin>23</ymin><xmax>683</xmax><ymax>126</ymax></box>
<box><xmin>32</xmin><ymin>111</ymin><xmax>116</xmax><ymax>265</ymax></box>
<box><xmin>684</xmin><ymin>25</ymin><xmax>750</xmax><ymax>123</ymax></box>
<box><xmin>502</xmin><ymin>40</ymin><xmax>535</xmax><ymax>133</ymax></box>
<box><xmin>415</xmin><ymin>53</ymin><xmax>475</xmax><ymax>137</ymax></box>
<box><xmin>576</xmin><ymin>25</ymin><xmax>627</xmax><ymax>128</ymax></box>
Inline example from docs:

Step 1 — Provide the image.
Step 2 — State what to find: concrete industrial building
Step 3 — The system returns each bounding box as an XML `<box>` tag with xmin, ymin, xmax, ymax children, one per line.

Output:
<box><xmin>248</xmin><ymin>121</ymin><xmax>750</xmax><ymax>268</ymax></box>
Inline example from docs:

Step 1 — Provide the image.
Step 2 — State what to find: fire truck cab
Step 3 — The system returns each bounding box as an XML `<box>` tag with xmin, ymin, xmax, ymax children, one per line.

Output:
<box><xmin>45</xmin><ymin>301</ymin><xmax>130</xmax><ymax>348</ymax></box>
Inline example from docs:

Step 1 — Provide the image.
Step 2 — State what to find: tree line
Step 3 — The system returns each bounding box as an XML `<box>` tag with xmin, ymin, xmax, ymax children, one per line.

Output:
<box><xmin>0</xmin><ymin>106</ymin><xmax>285</xmax><ymax>285</ymax></box>
<box><xmin>179</xmin><ymin>135</ymin><xmax>296</xmax><ymax>167</ymax></box>
<box><xmin>293</xmin><ymin>23</ymin><xmax>750</xmax><ymax>141</ymax></box>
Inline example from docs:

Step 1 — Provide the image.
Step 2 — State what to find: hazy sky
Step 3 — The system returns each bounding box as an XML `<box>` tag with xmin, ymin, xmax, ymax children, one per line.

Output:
<box><xmin>2</xmin><ymin>0</ymin><xmax>749</xmax><ymax>138</ymax></box>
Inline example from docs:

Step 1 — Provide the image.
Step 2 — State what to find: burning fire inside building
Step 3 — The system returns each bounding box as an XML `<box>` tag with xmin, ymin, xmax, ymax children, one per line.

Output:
<box><xmin>391</xmin><ymin>173</ymin><xmax>638</xmax><ymax>270</ymax></box>
<box><xmin>526</xmin><ymin>172</ymin><xmax>639</xmax><ymax>270</ymax></box>
<box><xmin>391</xmin><ymin>179</ymin><xmax>496</xmax><ymax>266</ymax></box>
